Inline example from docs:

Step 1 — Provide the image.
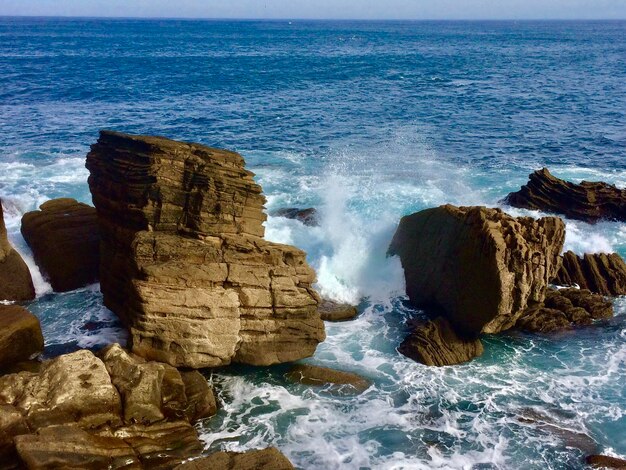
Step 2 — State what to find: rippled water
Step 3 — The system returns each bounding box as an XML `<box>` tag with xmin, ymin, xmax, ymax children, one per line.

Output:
<box><xmin>1</xmin><ymin>18</ymin><xmax>625</xmax><ymax>469</ymax></box>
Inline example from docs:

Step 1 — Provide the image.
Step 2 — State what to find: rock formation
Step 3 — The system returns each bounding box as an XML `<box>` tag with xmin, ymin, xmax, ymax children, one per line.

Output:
<box><xmin>398</xmin><ymin>317</ymin><xmax>484</xmax><ymax>366</ymax></box>
<box><xmin>388</xmin><ymin>205</ymin><xmax>565</xmax><ymax>336</ymax></box>
<box><xmin>554</xmin><ymin>251</ymin><xmax>626</xmax><ymax>296</ymax></box>
<box><xmin>0</xmin><ymin>305</ymin><xmax>44</xmax><ymax>371</ymax></box>
<box><xmin>516</xmin><ymin>288</ymin><xmax>613</xmax><ymax>333</ymax></box>
<box><xmin>0</xmin><ymin>346</ymin><xmax>216</xmax><ymax>469</ymax></box>
<box><xmin>285</xmin><ymin>364</ymin><xmax>371</xmax><ymax>395</ymax></box>
<box><xmin>586</xmin><ymin>455</ymin><xmax>626</xmax><ymax>469</ymax></box>
<box><xmin>86</xmin><ymin>131</ymin><xmax>324</xmax><ymax>368</ymax></box>
<box><xmin>21</xmin><ymin>198</ymin><xmax>100</xmax><ymax>292</ymax></box>
<box><xmin>0</xmin><ymin>199</ymin><xmax>35</xmax><ymax>301</ymax></box>
<box><xmin>504</xmin><ymin>168</ymin><xmax>626</xmax><ymax>223</ymax></box>
<box><xmin>318</xmin><ymin>299</ymin><xmax>358</xmax><ymax>322</ymax></box>
<box><xmin>175</xmin><ymin>448</ymin><xmax>295</xmax><ymax>470</ymax></box>
<box><xmin>271</xmin><ymin>207</ymin><xmax>319</xmax><ymax>226</ymax></box>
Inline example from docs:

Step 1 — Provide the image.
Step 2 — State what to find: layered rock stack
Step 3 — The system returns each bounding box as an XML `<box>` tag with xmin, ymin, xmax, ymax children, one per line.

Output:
<box><xmin>86</xmin><ymin>131</ymin><xmax>324</xmax><ymax>368</ymax></box>
<box><xmin>504</xmin><ymin>168</ymin><xmax>626</xmax><ymax>223</ymax></box>
<box><xmin>0</xmin><ymin>199</ymin><xmax>35</xmax><ymax>301</ymax></box>
<box><xmin>554</xmin><ymin>251</ymin><xmax>626</xmax><ymax>296</ymax></box>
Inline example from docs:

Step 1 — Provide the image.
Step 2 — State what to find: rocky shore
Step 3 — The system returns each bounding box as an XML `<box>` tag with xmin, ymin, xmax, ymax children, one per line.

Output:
<box><xmin>1</xmin><ymin>133</ymin><xmax>624</xmax><ymax>468</ymax></box>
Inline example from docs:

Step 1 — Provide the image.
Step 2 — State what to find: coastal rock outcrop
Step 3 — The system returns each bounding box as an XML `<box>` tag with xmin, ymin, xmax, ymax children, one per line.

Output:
<box><xmin>516</xmin><ymin>288</ymin><xmax>613</xmax><ymax>333</ymax></box>
<box><xmin>21</xmin><ymin>198</ymin><xmax>100</xmax><ymax>292</ymax></box>
<box><xmin>285</xmin><ymin>364</ymin><xmax>371</xmax><ymax>395</ymax></box>
<box><xmin>86</xmin><ymin>131</ymin><xmax>324</xmax><ymax>368</ymax></box>
<box><xmin>0</xmin><ymin>346</ymin><xmax>215</xmax><ymax>469</ymax></box>
<box><xmin>398</xmin><ymin>317</ymin><xmax>484</xmax><ymax>366</ymax></box>
<box><xmin>388</xmin><ymin>205</ymin><xmax>565</xmax><ymax>336</ymax></box>
<box><xmin>0</xmin><ymin>199</ymin><xmax>35</xmax><ymax>301</ymax></box>
<box><xmin>0</xmin><ymin>305</ymin><xmax>44</xmax><ymax>371</ymax></box>
<box><xmin>504</xmin><ymin>168</ymin><xmax>626</xmax><ymax>223</ymax></box>
<box><xmin>318</xmin><ymin>299</ymin><xmax>358</xmax><ymax>322</ymax></box>
<box><xmin>554</xmin><ymin>251</ymin><xmax>626</xmax><ymax>296</ymax></box>
<box><xmin>586</xmin><ymin>455</ymin><xmax>626</xmax><ymax>469</ymax></box>
<box><xmin>271</xmin><ymin>207</ymin><xmax>319</xmax><ymax>226</ymax></box>
<box><xmin>175</xmin><ymin>447</ymin><xmax>295</xmax><ymax>470</ymax></box>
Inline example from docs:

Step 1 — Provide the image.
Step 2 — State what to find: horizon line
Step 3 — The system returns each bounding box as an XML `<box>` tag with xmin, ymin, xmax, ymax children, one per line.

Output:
<box><xmin>1</xmin><ymin>15</ymin><xmax>625</xmax><ymax>22</ymax></box>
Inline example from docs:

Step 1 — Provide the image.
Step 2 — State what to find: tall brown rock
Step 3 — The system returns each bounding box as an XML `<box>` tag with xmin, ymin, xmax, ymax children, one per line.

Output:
<box><xmin>388</xmin><ymin>205</ymin><xmax>565</xmax><ymax>336</ymax></box>
<box><xmin>0</xmin><ymin>199</ymin><xmax>35</xmax><ymax>301</ymax></box>
<box><xmin>504</xmin><ymin>168</ymin><xmax>626</xmax><ymax>223</ymax></box>
<box><xmin>86</xmin><ymin>131</ymin><xmax>324</xmax><ymax>368</ymax></box>
<box><xmin>554</xmin><ymin>251</ymin><xmax>626</xmax><ymax>296</ymax></box>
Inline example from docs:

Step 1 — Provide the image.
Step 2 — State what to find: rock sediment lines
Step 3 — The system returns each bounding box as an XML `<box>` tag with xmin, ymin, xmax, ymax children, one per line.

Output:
<box><xmin>86</xmin><ymin>131</ymin><xmax>324</xmax><ymax>368</ymax></box>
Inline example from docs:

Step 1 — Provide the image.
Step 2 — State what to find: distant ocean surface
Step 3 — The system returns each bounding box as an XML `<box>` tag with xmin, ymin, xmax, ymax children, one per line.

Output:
<box><xmin>1</xmin><ymin>18</ymin><xmax>625</xmax><ymax>469</ymax></box>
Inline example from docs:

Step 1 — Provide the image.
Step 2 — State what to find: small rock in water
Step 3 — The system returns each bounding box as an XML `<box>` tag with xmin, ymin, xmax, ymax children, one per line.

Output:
<box><xmin>504</xmin><ymin>167</ymin><xmax>626</xmax><ymax>224</ymax></box>
<box><xmin>271</xmin><ymin>207</ymin><xmax>319</xmax><ymax>226</ymax></box>
<box><xmin>285</xmin><ymin>364</ymin><xmax>371</xmax><ymax>395</ymax></box>
<box><xmin>0</xmin><ymin>305</ymin><xmax>44</xmax><ymax>371</ymax></box>
<box><xmin>175</xmin><ymin>447</ymin><xmax>295</xmax><ymax>470</ymax></box>
<box><xmin>399</xmin><ymin>316</ymin><xmax>483</xmax><ymax>366</ymax></box>
<box><xmin>318</xmin><ymin>299</ymin><xmax>358</xmax><ymax>322</ymax></box>
<box><xmin>586</xmin><ymin>455</ymin><xmax>626</xmax><ymax>469</ymax></box>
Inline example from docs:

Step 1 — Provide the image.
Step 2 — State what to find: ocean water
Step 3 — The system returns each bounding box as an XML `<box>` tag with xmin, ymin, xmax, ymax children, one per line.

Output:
<box><xmin>1</xmin><ymin>18</ymin><xmax>626</xmax><ymax>469</ymax></box>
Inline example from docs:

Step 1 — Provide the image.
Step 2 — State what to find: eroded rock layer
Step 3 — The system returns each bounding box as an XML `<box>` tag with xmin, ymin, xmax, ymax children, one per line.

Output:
<box><xmin>0</xmin><ymin>199</ymin><xmax>35</xmax><ymax>301</ymax></box>
<box><xmin>388</xmin><ymin>205</ymin><xmax>565</xmax><ymax>336</ymax></box>
<box><xmin>86</xmin><ymin>131</ymin><xmax>324</xmax><ymax>368</ymax></box>
<box><xmin>554</xmin><ymin>251</ymin><xmax>626</xmax><ymax>296</ymax></box>
<box><xmin>504</xmin><ymin>168</ymin><xmax>626</xmax><ymax>223</ymax></box>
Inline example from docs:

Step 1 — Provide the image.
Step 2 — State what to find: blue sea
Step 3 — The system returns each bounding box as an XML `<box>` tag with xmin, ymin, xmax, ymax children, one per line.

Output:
<box><xmin>1</xmin><ymin>18</ymin><xmax>626</xmax><ymax>469</ymax></box>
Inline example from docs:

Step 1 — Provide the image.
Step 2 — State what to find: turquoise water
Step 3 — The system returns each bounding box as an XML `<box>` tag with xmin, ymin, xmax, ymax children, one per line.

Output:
<box><xmin>1</xmin><ymin>18</ymin><xmax>625</xmax><ymax>469</ymax></box>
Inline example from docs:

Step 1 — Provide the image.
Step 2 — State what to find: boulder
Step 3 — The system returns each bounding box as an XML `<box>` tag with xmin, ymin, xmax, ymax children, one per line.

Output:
<box><xmin>285</xmin><ymin>364</ymin><xmax>371</xmax><ymax>395</ymax></box>
<box><xmin>21</xmin><ymin>198</ymin><xmax>100</xmax><ymax>292</ymax></box>
<box><xmin>0</xmin><ymin>305</ymin><xmax>44</xmax><ymax>371</ymax></box>
<box><xmin>0</xmin><ymin>199</ymin><xmax>35</xmax><ymax>301</ymax></box>
<box><xmin>504</xmin><ymin>168</ymin><xmax>626</xmax><ymax>223</ymax></box>
<box><xmin>516</xmin><ymin>288</ymin><xmax>613</xmax><ymax>333</ymax></box>
<box><xmin>318</xmin><ymin>299</ymin><xmax>358</xmax><ymax>322</ymax></box>
<box><xmin>586</xmin><ymin>455</ymin><xmax>626</xmax><ymax>469</ymax></box>
<box><xmin>271</xmin><ymin>207</ymin><xmax>319</xmax><ymax>226</ymax></box>
<box><xmin>86</xmin><ymin>131</ymin><xmax>324</xmax><ymax>368</ymax></box>
<box><xmin>398</xmin><ymin>317</ymin><xmax>484</xmax><ymax>366</ymax></box>
<box><xmin>554</xmin><ymin>251</ymin><xmax>626</xmax><ymax>296</ymax></box>
<box><xmin>175</xmin><ymin>447</ymin><xmax>295</xmax><ymax>470</ymax></box>
<box><xmin>388</xmin><ymin>205</ymin><xmax>565</xmax><ymax>336</ymax></box>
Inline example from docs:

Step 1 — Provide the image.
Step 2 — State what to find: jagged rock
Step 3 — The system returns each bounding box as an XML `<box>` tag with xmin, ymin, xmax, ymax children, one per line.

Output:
<box><xmin>586</xmin><ymin>455</ymin><xmax>626</xmax><ymax>469</ymax></box>
<box><xmin>504</xmin><ymin>168</ymin><xmax>626</xmax><ymax>223</ymax></box>
<box><xmin>180</xmin><ymin>371</ymin><xmax>218</xmax><ymax>422</ymax></box>
<box><xmin>175</xmin><ymin>447</ymin><xmax>295</xmax><ymax>470</ymax></box>
<box><xmin>0</xmin><ymin>305</ymin><xmax>44</xmax><ymax>371</ymax></box>
<box><xmin>398</xmin><ymin>317</ymin><xmax>484</xmax><ymax>366</ymax></box>
<box><xmin>554</xmin><ymin>251</ymin><xmax>626</xmax><ymax>296</ymax></box>
<box><xmin>516</xmin><ymin>288</ymin><xmax>613</xmax><ymax>333</ymax></box>
<box><xmin>318</xmin><ymin>299</ymin><xmax>358</xmax><ymax>322</ymax></box>
<box><xmin>0</xmin><ymin>405</ymin><xmax>29</xmax><ymax>468</ymax></box>
<box><xmin>388</xmin><ymin>205</ymin><xmax>565</xmax><ymax>336</ymax></box>
<box><xmin>86</xmin><ymin>131</ymin><xmax>324</xmax><ymax>368</ymax></box>
<box><xmin>21</xmin><ymin>198</ymin><xmax>100</xmax><ymax>292</ymax></box>
<box><xmin>0</xmin><ymin>199</ymin><xmax>35</xmax><ymax>301</ymax></box>
<box><xmin>285</xmin><ymin>364</ymin><xmax>371</xmax><ymax>395</ymax></box>
<box><xmin>271</xmin><ymin>207</ymin><xmax>319</xmax><ymax>226</ymax></box>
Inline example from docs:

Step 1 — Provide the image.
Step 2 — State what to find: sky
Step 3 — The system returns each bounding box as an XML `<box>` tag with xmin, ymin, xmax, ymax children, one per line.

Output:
<box><xmin>0</xmin><ymin>0</ymin><xmax>625</xmax><ymax>20</ymax></box>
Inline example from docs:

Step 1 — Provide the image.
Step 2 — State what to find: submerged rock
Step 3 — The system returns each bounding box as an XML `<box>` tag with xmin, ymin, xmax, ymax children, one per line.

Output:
<box><xmin>285</xmin><ymin>364</ymin><xmax>371</xmax><ymax>395</ymax></box>
<box><xmin>271</xmin><ymin>207</ymin><xmax>319</xmax><ymax>226</ymax></box>
<box><xmin>86</xmin><ymin>131</ymin><xmax>324</xmax><ymax>368</ymax></box>
<box><xmin>175</xmin><ymin>447</ymin><xmax>295</xmax><ymax>470</ymax></box>
<box><xmin>318</xmin><ymin>299</ymin><xmax>358</xmax><ymax>322</ymax></box>
<box><xmin>516</xmin><ymin>288</ymin><xmax>613</xmax><ymax>333</ymax></box>
<box><xmin>399</xmin><ymin>317</ymin><xmax>483</xmax><ymax>366</ymax></box>
<box><xmin>388</xmin><ymin>205</ymin><xmax>565</xmax><ymax>336</ymax></box>
<box><xmin>554</xmin><ymin>251</ymin><xmax>626</xmax><ymax>296</ymax></box>
<box><xmin>586</xmin><ymin>455</ymin><xmax>626</xmax><ymax>469</ymax></box>
<box><xmin>0</xmin><ymin>305</ymin><xmax>44</xmax><ymax>371</ymax></box>
<box><xmin>504</xmin><ymin>168</ymin><xmax>626</xmax><ymax>223</ymax></box>
<box><xmin>0</xmin><ymin>199</ymin><xmax>35</xmax><ymax>301</ymax></box>
<box><xmin>21</xmin><ymin>198</ymin><xmax>100</xmax><ymax>292</ymax></box>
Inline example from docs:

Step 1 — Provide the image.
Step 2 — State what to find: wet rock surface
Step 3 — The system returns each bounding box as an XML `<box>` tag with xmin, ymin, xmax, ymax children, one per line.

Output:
<box><xmin>504</xmin><ymin>168</ymin><xmax>626</xmax><ymax>223</ymax></box>
<box><xmin>175</xmin><ymin>447</ymin><xmax>295</xmax><ymax>470</ymax></box>
<box><xmin>586</xmin><ymin>455</ymin><xmax>626</xmax><ymax>469</ymax></box>
<box><xmin>271</xmin><ymin>207</ymin><xmax>319</xmax><ymax>226</ymax></box>
<box><xmin>0</xmin><ymin>305</ymin><xmax>44</xmax><ymax>372</ymax></box>
<box><xmin>21</xmin><ymin>198</ymin><xmax>100</xmax><ymax>292</ymax></box>
<box><xmin>388</xmin><ymin>205</ymin><xmax>565</xmax><ymax>336</ymax></box>
<box><xmin>399</xmin><ymin>316</ymin><xmax>484</xmax><ymax>366</ymax></box>
<box><xmin>285</xmin><ymin>364</ymin><xmax>371</xmax><ymax>395</ymax></box>
<box><xmin>554</xmin><ymin>251</ymin><xmax>626</xmax><ymax>296</ymax></box>
<box><xmin>0</xmin><ymin>199</ymin><xmax>35</xmax><ymax>301</ymax></box>
<box><xmin>318</xmin><ymin>299</ymin><xmax>358</xmax><ymax>322</ymax></box>
<box><xmin>86</xmin><ymin>131</ymin><xmax>324</xmax><ymax>368</ymax></box>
